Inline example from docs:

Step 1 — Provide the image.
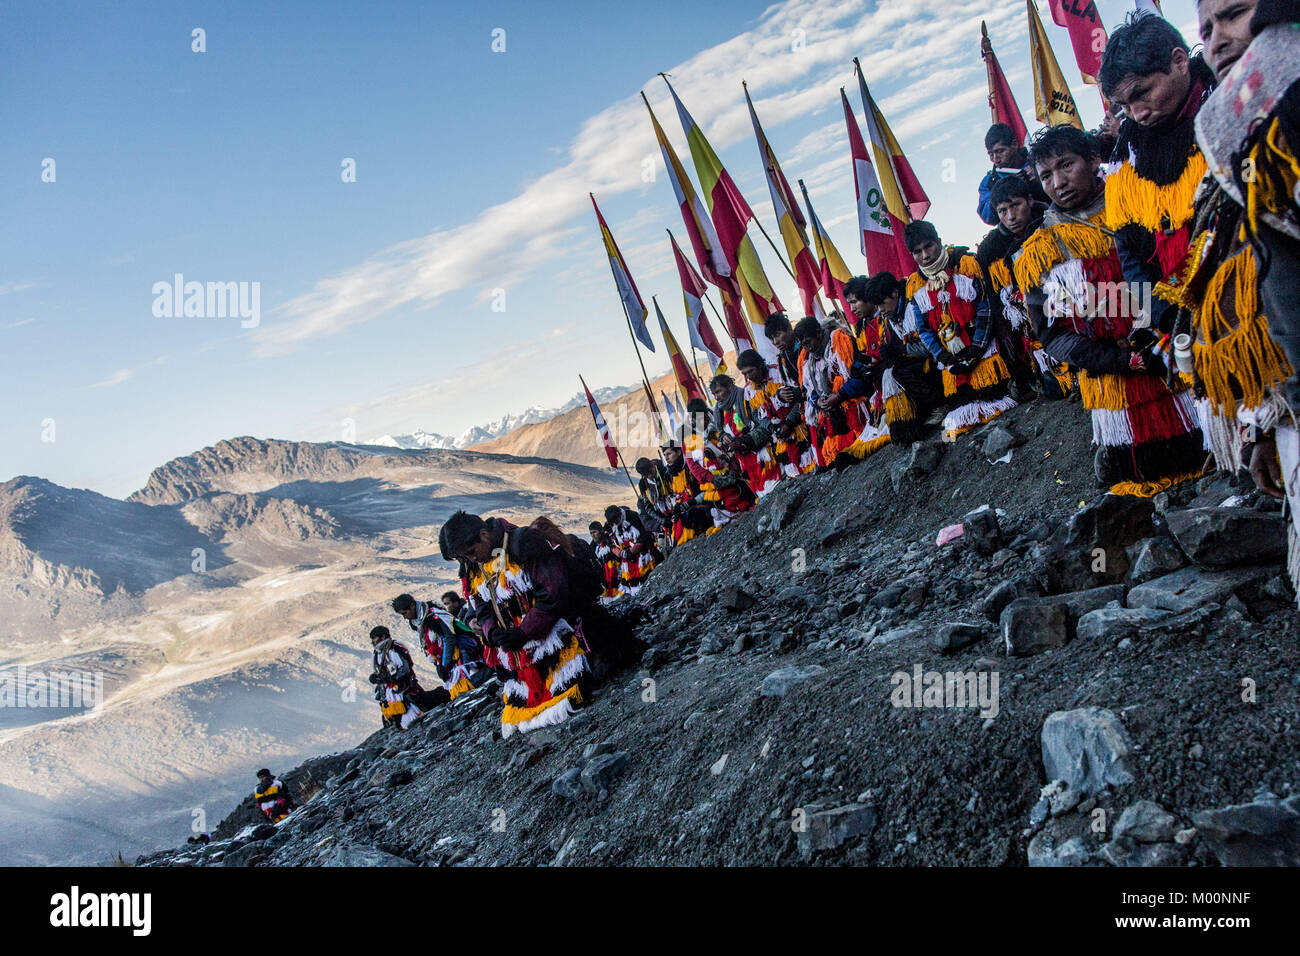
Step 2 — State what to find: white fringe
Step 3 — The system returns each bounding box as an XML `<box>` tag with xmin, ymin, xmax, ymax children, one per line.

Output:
<box><xmin>881</xmin><ymin>367</ymin><xmax>902</xmax><ymax>399</ymax></box>
<box><xmin>502</xmin><ymin>695</ymin><xmax>579</xmax><ymax>738</ymax></box>
<box><xmin>527</xmin><ymin>619</ymin><xmax>574</xmax><ymax>663</ymax></box>
<box><xmin>548</xmin><ymin>653</ymin><xmax>589</xmax><ymax>695</ymax></box>
<box><xmin>503</xmin><ymin>678</ymin><xmax>530</xmax><ymax>702</ymax></box>
<box><xmin>951</xmin><ymin>272</ymin><xmax>978</xmax><ymax>301</ymax></box>
<box><xmin>943</xmin><ymin>394</ymin><xmax>1017</xmax><ymax>439</ymax></box>
<box><xmin>1090</xmin><ymin>407</ymin><xmax>1136</xmax><ymax>448</ymax></box>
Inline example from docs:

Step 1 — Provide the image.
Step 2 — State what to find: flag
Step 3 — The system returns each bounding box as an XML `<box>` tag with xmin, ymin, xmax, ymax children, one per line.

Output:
<box><xmin>661</xmin><ymin>390</ymin><xmax>681</xmax><ymax>435</ymax></box>
<box><xmin>841</xmin><ymin>87</ymin><xmax>910</xmax><ymax>277</ymax></box>
<box><xmin>1134</xmin><ymin>0</ymin><xmax>1162</xmax><ymax>14</ymax></box>
<box><xmin>744</xmin><ymin>82</ymin><xmax>825</xmax><ymax>320</ymax></box>
<box><xmin>643</xmin><ymin>92</ymin><xmax>732</xmax><ymax>287</ymax></box>
<box><xmin>799</xmin><ymin>179</ymin><xmax>855</xmax><ymax>321</ymax></box>
<box><xmin>591</xmin><ymin>194</ymin><xmax>653</xmax><ymax>351</ymax></box>
<box><xmin>982</xmin><ymin>21</ymin><xmax>1029</xmax><ymax>146</ymax></box>
<box><xmin>854</xmin><ymin>60</ymin><xmax>929</xmax><ymax>222</ymax></box>
<box><xmin>655</xmin><ymin>297</ymin><xmax>707</xmax><ymax>405</ymax></box>
<box><xmin>670</xmin><ymin>231</ymin><xmax>725</xmax><ymax>372</ymax></box>
<box><xmin>1028</xmin><ymin>0</ymin><xmax>1085</xmax><ymax>128</ymax></box>
<box><xmin>580</xmin><ymin>375</ymin><xmax>619</xmax><ymax>469</ymax></box>
<box><xmin>1047</xmin><ymin>0</ymin><xmax>1108</xmax><ymax>85</ymax></box>
<box><xmin>661</xmin><ymin>77</ymin><xmax>784</xmax><ymax>327</ymax></box>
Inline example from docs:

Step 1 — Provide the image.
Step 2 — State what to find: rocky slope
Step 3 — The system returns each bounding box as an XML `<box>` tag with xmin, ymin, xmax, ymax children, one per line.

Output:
<box><xmin>0</xmin><ymin>439</ymin><xmax>628</xmax><ymax>865</ymax></box>
<box><xmin>138</xmin><ymin>396</ymin><xmax>1300</xmax><ymax>867</ymax></box>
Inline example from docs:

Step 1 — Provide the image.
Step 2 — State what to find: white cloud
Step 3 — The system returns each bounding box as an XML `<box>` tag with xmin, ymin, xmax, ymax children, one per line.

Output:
<box><xmin>251</xmin><ymin>0</ymin><xmax>1017</xmax><ymax>358</ymax></box>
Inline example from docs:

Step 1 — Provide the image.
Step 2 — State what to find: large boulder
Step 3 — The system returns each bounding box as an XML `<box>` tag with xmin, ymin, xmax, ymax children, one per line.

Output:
<box><xmin>1063</xmin><ymin>494</ymin><xmax>1156</xmax><ymax>584</ymax></box>
<box><xmin>933</xmin><ymin>622</ymin><xmax>989</xmax><ymax>654</ymax></box>
<box><xmin>1128</xmin><ymin>536</ymin><xmax>1186</xmax><ymax>583</ymax></box>
<box><xmin>1002</xmin><ymin>599</ymin><xmax>1069</xmax><ymax>656</ymax></box>
<box><xmin>1041</xmin><ymin>707</ymin><xmax>1135</xmax><ymax>795</ymax></box>
<box><xmin>1165</xmin><ymin>507</ymin><xmax>1286</xmax><ymax>568</ymax></box>
<box><xmin>1193</xmin><ymin>794</ymin><xmax>1300</xmax><ymax>866</ymax></box>
<box><xmin>962</xmin><ymin>506</ymin><xmax>1003</xmax><ymax>556</ymax></box>
<box><xmin>1076</xmin><ymin>605</ymin><xmax>1170</xmax><ymax>642</ymax></box>
<box><xmin>1128</xmin><ymin>566</ymin><xmax>1272</xmax><ymax>613</ymax></box>
<box><xmin>1113</xmin><ymin>801</ymin><xmax>1178</xmax><ymax>844</ymax></box>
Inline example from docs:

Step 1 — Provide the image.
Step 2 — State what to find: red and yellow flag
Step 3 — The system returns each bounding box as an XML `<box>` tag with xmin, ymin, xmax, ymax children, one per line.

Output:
<box><xmin>660</xmin><ymin>77</ymin><xmax>784</xmax><ymax>331</ymax></box>
<box><xmin>643</xmin><ymin>92</ymin><xmax>732</xmax><ymax>288</ymax></box>
<box><xmin>655</xmin><ymin>297</ymin><xmax>707</xmax><ymax>405</ymax></box>
<box><xmin>982</xmin><ymin>21</ymin><xmax>1029</xmax><ymax>146</ymax></box>
<box><xmin>798</xmin><ymin>179</ymin><xmax>855</xmax><ymax>321</ymax></box>
<box><xmin>744</xmin><ymin>82</ymin><xmax>825</xmax><ymax>320</ymax></box>
<box><xmin>855</xmin><ymin>59</ymin><xmax>930</xmax><ymax>223</ymax></box>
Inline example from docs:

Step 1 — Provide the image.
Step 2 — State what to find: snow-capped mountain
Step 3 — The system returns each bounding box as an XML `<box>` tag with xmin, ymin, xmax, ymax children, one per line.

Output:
<box><xmin>368</xmin><ymin>385</ymin><xmax>631</xmax><ymax>451</ymax></box>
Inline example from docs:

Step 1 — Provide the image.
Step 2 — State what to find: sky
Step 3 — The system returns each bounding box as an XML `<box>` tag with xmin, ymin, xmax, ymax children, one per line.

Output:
<box><xmin>0</xmin><ymin>0</ymin><xmax>1200</xmax><ymax>499</ymax></box>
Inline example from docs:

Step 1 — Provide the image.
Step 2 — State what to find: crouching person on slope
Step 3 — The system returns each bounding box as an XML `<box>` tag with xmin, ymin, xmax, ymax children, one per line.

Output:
<box><xmin>252</xmin><ymin>768</ymin><xmax>295</xmax><ymax>824</ymax></box>
<box><xmin>438</xmin><ymin>511</ymin><xmax>593</xmax><ymax>737</ymax></box>
<box><xmin>369</xmin><ymin>625</ymin><xmax>450</xmax><ymax>729</ymax></box>
<box><xmin>391</xmin><ymin>593</ymin><xmax>488</xmax><ymax>701</ymax></box>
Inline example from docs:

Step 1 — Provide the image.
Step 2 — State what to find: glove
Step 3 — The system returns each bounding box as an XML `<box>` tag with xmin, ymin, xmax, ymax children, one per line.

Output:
<box><xmin>368</xmin><ymin>672</ymin><xmax>382</xmax><ymax>684</ymax></box>
<box><xmin>957</xmin><ymin>344</ymin><xmax>983</xmax><ymax>364</ymax></box>
<box><xmin>487</xmin><ymin>626</ymin><xmax>528</xmax><ymax>651</ymax></box>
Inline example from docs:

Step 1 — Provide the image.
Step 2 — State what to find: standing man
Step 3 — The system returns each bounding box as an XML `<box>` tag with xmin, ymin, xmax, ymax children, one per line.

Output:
<box><xmin>1014</xmin><ymin>124</ymin><xmax>1203</xmax><ymax>495</ymax></box>
<box><xmin>1100</xmin><ymin>13</ymin><xmax>1218</xmax><ymax>333</ymax></box>
<box><xmin>903</xmin><ymin>220</ymin><xmax>1017</xmax><ymax>440</ymax></box>
<box><xmin>391</xmin><ymin>594</ymin><xmax>486</xmax><ymax>700</ymax></box>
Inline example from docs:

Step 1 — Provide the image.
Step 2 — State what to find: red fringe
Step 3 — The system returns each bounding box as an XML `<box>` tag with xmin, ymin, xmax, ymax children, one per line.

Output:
<box><xmin>1128</xmin><ymin>393</ymin><xmax>1196</xmax><ymax>445</ymax></box>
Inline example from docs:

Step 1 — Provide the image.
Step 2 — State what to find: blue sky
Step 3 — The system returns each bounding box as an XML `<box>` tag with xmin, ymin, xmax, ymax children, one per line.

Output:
<box><xmin>1</xmin><ymin>0</ymin><xmax>1197</xmax><ymax>498</ymax></box>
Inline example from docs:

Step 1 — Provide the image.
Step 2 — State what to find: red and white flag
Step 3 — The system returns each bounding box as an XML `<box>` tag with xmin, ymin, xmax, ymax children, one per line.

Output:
<box><xmin>580</xmin><ymin>375</ymin><xmax>619</xmax><ymax>469</ymax></box>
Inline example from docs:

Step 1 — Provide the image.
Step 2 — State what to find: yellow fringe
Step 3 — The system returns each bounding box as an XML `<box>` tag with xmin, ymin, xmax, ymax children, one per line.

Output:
<box><xmin>988</xmin><ymin>259</ymin><xmax>1012</xmax><ymax>292</ymax></box>
<box><xmin>845</xmin><ymin>432</ymin><xmax>891</xmax><ymax>460</ymax></box>
<box><xmin>1246</xmin><ymin>119</ymin><xmax>1300</xmax><ymax>238</ymax></box>
<box><xmin>1193</xmin><ymin>244</ymin><xmax>1293</xmax><ymax>415</ymax></box>
<box><xmin>500</xmin><ymin>682</ymin><xmax>582</xmax><ymax>727</ymax></box>
<box><xmin>380</xmin><ymin>699</ymin><xmax>407</xmax><ymax>718</ymax></box>
<box><xmin>1109</xmin><ymin>470</ymin><xmax>1202</xmax><ymax>498</ymax></box>
<box><xmin>447</xmin><ymin>676</ymin><xmax>474</xmax><ymax>700</ymax></box>
<box><xmin>1013</xmin><ymin>218</ymin><xmax>1114</xmax><ymax>291</ymax></box>
<box><xmin>969</xmin><ymin>352</ymin><xmax>1010</xmax><ymax>390</ymax></box>
<box><xmin>884</xmin><ymin>390</ymin><xmax>917</xmax><ymax>425</ymax></box>
<box><xmin>905</xmin><ymin>272</ymin><xmax>924</xmax><ymax>301</ymax></box>
<box><xmin>942</xmin><ymin>352</ymin><xmax>1009</xmax><ymax>395</ymax></box>
<box><xmin>1104</xmin><ymin>150</ymin><xmax>1206</xmax><ymax>233</ymax></box>
<box><xmin>1078</xmin><ymin>371</ymin><xmax>1128</xmax><ymax>411</ymax></box>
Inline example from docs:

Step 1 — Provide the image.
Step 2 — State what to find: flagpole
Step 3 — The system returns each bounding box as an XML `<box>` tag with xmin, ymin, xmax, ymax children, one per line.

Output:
<box><xmin>750</xmin><ymin>220</ymin><xmax>796</xmax><ymax>281</ymax></box>
<box><xmin>653</xmin><ymin>294</ymin><xmax>710</xmax><ymax>402</ymax></box>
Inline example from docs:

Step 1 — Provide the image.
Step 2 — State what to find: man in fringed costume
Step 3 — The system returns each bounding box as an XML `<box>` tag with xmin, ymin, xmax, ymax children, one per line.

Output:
<box><xmin>1100</xmin><ymin>14</ymin><xmax>1218</xmax><ymax>333</ymax></box>
<box><xmin>368</xmin><ymin>625</ymin><xmax>449</xmax><ymax>730</ymax></box>
<box><xmin>1189</xmin><ymin>0</ymin><xmax>1300</xmax><ymax>596</ymax></box>
<box><xmin>660</xmin><ymin>437</ymin><xmax>716</xmax><ymax>544</ymax></box>
<box><xmin>904</xmin><ymin>220</ymin><xmax>1018</xmax><ymax>441</ymax></box>
<box><xmin>390</xmin><ymin>593</ymin><xmax>486</xmax><ymax>700</ymax></box>
<box><xmin>439</xmin><ymin>511</ymin><xmax>590</xmax><ymax>737</ymax></box>
<box><xmin>634</xmin><ymin>455</ymin><xmax>673</xmax><ymax>539</ymax></box>
<box><xmin>844</xmin><ymin>273</ymin><xmax>942</xmax><ymax>444</ymax></box>
<box><xmin>735</xmin><ymin>348</ymin><xmax>818</xmax><ymax>480</ymax></box>
<box><xmin>589</xmin><ymin>520</ymin><xmax>623</xmax><ymax>602</ymax></box>
<box><xmin>604</xmin><ymin>504</ymin><xmax>657</xmax><ymax>596</ymax></box>
<box><xmin>682</xmin><ymin>398</ymin><xmax>756</xmax><ymax>522</ymax></box>
<box><xmin>977</xmin><ymin>176</ymin><xmax>1075</xmax><ymax>399</ymax></box>
<box><xmin>793</xmin><ymin>316</ymin><xmax>892</xmax><ymax>467</ymax></box>
<box><xmin>1015</xmin><ymin>124</ymin><xmax>1204</xmax><ymax>495</ymax></box>
<box><xmin>710</xmin><ymin>371</ymin><xmax>784</xmax><ymax>496</ymax></box>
